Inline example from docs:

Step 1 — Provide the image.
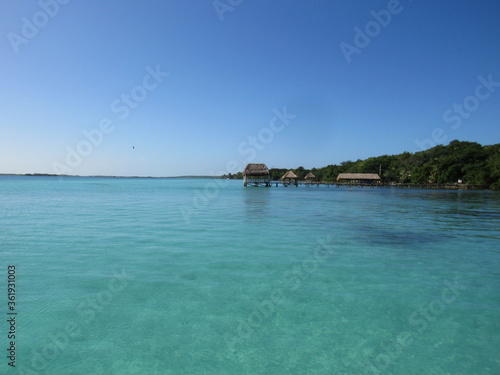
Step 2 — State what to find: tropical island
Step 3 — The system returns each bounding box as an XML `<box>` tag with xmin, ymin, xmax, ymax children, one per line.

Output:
<box><xmin>223</xmin><ymin>141</ymin><xmax>500</xmax><ymax>190</ymax></box>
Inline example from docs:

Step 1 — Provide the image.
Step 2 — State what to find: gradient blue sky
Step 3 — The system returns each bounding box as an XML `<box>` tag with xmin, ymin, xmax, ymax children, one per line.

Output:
<box><xmin>1</xmin><ymin>0</ymin><xmax>499</xmax><ymax>176</ymax></box>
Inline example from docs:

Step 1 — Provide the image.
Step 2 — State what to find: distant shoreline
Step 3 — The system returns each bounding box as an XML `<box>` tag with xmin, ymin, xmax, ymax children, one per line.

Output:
<box><xmin>0</xmin><ymin>173</ymin><xmax>221</xmax><ymax>179</ymax></box>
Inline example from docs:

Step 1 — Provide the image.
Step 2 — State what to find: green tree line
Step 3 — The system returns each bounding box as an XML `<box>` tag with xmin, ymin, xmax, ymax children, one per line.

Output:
<box><xmin>222</xmin><ymin>140</ymin><xmax>500</xmax><ymax>189</ymax></box>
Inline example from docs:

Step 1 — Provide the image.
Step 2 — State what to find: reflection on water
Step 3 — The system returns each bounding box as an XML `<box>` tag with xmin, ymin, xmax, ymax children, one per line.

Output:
<box><xmin>242</xmin><ymin>187</ymin><xmax>271</xmax><ymax>222</ymax></box>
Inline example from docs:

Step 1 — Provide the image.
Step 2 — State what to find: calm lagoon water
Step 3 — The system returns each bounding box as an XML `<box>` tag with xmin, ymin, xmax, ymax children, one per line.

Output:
<box><xmin>1</xmin><ymin>176</ymin><xmax>499</xmax><ymax>374</ymax></box>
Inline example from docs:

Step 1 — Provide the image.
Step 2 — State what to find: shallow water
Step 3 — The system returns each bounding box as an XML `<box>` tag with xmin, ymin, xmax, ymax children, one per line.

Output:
<box><xmin>1</xmin><ymin>176</ymin><xmax>499</xmax><ymax>374</ymax></box>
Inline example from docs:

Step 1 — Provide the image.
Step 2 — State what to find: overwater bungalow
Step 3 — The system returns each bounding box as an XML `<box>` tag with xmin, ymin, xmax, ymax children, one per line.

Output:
<box><xmin>304</xmin><ymin>172</ymin><xmax>317</xmax><ymax>185</ymax></box>
<box><xmin>337</xmin><ymin>173</ymin><xmax>381</xmax><ymax>184</ymax></box>
<box><xmin>282</xmin><ymin>170</ymin><xmax>298</xmax><ymax>187</ymax></box>
<box><xmin>243</xmin><ymin>163</ymin><xmax>271</xmax><ymax>187</ymax></box>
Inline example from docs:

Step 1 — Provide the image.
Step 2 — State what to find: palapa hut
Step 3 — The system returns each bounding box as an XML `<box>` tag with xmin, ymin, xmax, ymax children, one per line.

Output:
<box><xmin>281</xmin><ymin>170</ymin><xmax>298</xmax><ymax>186</ymax></box>
<box><xmin>304</xmin><ymin>172</ymin><xmax>317</xmax><ymax>185</ymax></box>
<box><xmin>243</xmin><ymin>163</ymin><xmax>270</xmax><ymax>187</ymax></box>
<box><xmin>336</xmin><ymin>173</ymin><xmax>381</xmax><ymax>184</ymax></box>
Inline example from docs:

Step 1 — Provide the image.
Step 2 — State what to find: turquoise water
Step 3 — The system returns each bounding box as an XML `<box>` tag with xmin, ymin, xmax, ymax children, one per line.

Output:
<box><xmin>1</xmin><ymin>176</ymin><xmax>499</xmax><ymax>374</ymax></box>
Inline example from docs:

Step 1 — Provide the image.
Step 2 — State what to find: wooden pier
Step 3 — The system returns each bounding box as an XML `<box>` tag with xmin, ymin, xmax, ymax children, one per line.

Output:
<box><xmin>242</xmin><ymin>165</ymin><xmax>489</xmax><ymax>190</ymax></box>
<box><xmin>267</xmin><ymin>181</ymin><xmax>488</xmax><ymax>190</ymax></box>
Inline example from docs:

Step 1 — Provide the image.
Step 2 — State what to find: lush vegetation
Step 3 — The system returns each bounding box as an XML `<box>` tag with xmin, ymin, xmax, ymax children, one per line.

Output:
<box><xmin>224</xmin><ymin>141</ymin><xmax>500</xmax><ymax>189</ymax></box>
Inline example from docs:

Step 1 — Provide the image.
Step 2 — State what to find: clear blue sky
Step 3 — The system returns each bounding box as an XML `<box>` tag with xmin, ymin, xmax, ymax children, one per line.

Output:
<box><xmin>1</xmin><ymin>0</ymin><xmax>499</xmax><ymax>176</ymax></box>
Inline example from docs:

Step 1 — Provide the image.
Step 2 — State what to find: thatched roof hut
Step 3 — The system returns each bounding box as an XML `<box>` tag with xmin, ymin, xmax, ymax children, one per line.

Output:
<box><xmin>281</xmin><ymin>170</ymin><xmax>298</xmax><ymax>179</ymax></box>
<box><xmin>281</xmin><ymin>170</ymin><xmax>298</xmax><ymax>186</ymax></box>
<box><xmin>304</xmin><ymin>172</ymin><xmax>316</xmax><ymax>180</ymax></box>
<box><xmin>337</xmin><ymin>173</ymin><xmax>381</xmax><ymax>184</ymax></box>
<box><xmin>243</xmin><ymin>163</ymin><xmax>269</xmax><ymax>176</ymax></box>
<box><xmin>243</xmin><ymin>163</ymin><xmax>270</xmax><ymax>187</ymax></box>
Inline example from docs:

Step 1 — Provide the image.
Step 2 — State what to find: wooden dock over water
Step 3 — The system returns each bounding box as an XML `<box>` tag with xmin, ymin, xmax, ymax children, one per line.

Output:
<box><xmin>268</xmin><ymin>182</ymin><xmax>488</xmax><ymax>190</ymax></box>
<box><xmin>241</xmin><ymin>163</ymin><xmax>489</xmax><ymax>190</ymax></box>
